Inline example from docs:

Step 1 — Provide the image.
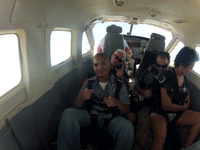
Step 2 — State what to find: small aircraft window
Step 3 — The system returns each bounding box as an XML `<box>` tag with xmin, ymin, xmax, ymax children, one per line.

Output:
<box><xmin>169</xmin><ymin>41</ymin><xmax>184</xmax><ymax>66</ymax></box>
<box><xmin>0</xmin><ymin>34</ymin><xmax>21</xmax><ymax>97</ymax></box>
<box><xmin>50</xmin><ymin>31</ymin><xmax>71</xmax><ymax>66</ymax></box>
<box><xmin>193</xmin><ymin>46</ymin><xmax>200</xmax><ymax>74</ymax></box>
<box><xmin>82</xmin><ymin>31</ymin><xmax>91</xmax><ymax>54</ymax></box>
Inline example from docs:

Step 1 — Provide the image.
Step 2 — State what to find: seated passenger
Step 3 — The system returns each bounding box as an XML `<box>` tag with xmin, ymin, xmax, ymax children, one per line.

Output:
<box><xmin>110</xmin><ymin>49</ymin><xmax>136</xmax><ymax>125</ymax></box>
<box><xmin>134</xmin><ymin>51</ymin><xmax>171</xmax><ymax>149</ymax></box>
<box><xmin>97</xmin><ymin>24</ymin><xmax>131</xmax><ymax>58</ymax></box>
<box><xmin>57</xmin><ymin>53</ymin><xmax>134</xmax><ymax>150</ymax></box>
<box><xmin>153</xmin><ymin>46</ymin><xmax>200</xmax><ymax>150</ymax></box>
<box><xmin>110</xmin><ymin>49</ymin><xmax>130</xmax><ymax>90</ymax></box>
<box><xmin>134</xmin><ymin>51</ymin><xmax>171</xmax><ymax>109</ymax></box>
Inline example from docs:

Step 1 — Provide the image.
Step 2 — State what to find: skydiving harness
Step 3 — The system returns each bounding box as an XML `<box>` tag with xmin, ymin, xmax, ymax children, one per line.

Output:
<box><xmin>143</xmin><ymin>66</ymin><xmax>185</xmax><ymax>124</ymax></box>
<box><xmin>144</xmin><ymin>65</ymin><xmax>157</xmax><ymax>89</ymax></box>
<box><xmin>83</xmin><ymin>78</ymin><xmax>123</xmax><ymax>129</ymax></box>
<box><xmin>155</xmin><ymin>69</ymin><xmax>188</xmax><ymax>150</ymax></box>
<box><xmin>155</xmin><ymin>68</ymin><xmax>187</xmax><ymax>124</ymax></box>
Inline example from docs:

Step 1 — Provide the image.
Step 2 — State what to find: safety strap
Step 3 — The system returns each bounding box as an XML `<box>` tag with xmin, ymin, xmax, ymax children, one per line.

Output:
<box><xmin>87</xmin><ymin>78</ymin><xmax>123</xmax><ymax>129</ymax></box>
<box><xmin>88</xmin><ymin>79</ymin><xmax>93</xmax><ymax>89</ymax></box>
<box><xmin>155</xmin><ymin>73</ymin><xmax>174</xmax><ymax>98</ymax></box>
<box><xmin>156</xmin><ymin>69</ymin><xmax>184</xmax><ymax>125</ymax></box>
<box><xmin>115</xmin><ymin>78</ymin><xmax>122</xmax><ymax>100</ymax></box>
<box><xmin>87</xmin><ymin>78</ymin><xmax>122</xmax><ymax>104</ymax></box>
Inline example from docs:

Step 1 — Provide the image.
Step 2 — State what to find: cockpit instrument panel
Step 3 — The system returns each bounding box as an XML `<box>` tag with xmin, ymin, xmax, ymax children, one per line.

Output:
<box><xmin>123</xmin><ymin>35</ymin><xmax>149</xmax><ymax>59</ymax></box>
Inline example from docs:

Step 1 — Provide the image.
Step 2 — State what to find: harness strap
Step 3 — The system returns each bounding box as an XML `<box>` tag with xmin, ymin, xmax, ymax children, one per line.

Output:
<box><xmin>88</xmin><ymin>79</ymin><xmax>93</xmax><ymax>89</ymax></box>
<box><xmin>156</xmin><ymin>72</ymin><xmax>174</xmax><ymax>98</ymax></box>
<box><xmin>87</xmin><ymin>77</ymin><xmax>123</xmax><ymax>129</ymax></box>
<box><xmin>157</xmin><ymin>69</ymin><xmax>184</xmax><ymax>124</ymax></box>
<box><xmin>111</xmin><ymin>78</ymin><xmax>123</xmax><ymax>118</ymax></box>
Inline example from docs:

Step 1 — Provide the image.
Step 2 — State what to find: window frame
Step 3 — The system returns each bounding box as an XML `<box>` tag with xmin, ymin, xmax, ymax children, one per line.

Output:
<box><xmin>82</xmin><ymin>31</ymin><xmax>91</xmax><ymax>55</ymax></box>
<box><xmin>0</xmin><ymin>29</ymin><xmax>27</xmax><ymax>128</ymax></box>
<box><xmin>50</xmin><ymin>28</ymin><xmax>73</xmax><ymax>69</ymax></box>
<box><xmin>188</xmin><ymin>45</ymin><xmax>200</xmax><ymax>90</ymax></box>
<box><xmin>192</xmin><ymin>45</ymin><xmax>200</xmax><ymax>75</ymax></box>
<box><xmin>0</xmin><ymin>33</ymin><xmax>23</xmax><ymax>98</ymax></box>
<box><xmin>45</xmin><ymin>26</ymin><xmax>77</xmax><ymax>86</ymax></box>
<box><xmin>168</xmin><ymin>38</ymin><xmax>184</xmax><ymax>67</ymax></box>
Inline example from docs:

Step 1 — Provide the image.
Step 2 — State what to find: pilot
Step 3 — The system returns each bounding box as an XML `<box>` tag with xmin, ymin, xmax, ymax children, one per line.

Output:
<box><xmin>57</xmin><ymin>53</ymin><xmax>134</xmax><ymax>150</ymax></box>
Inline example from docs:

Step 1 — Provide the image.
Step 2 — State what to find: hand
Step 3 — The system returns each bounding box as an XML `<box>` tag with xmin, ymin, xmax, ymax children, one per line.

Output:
<box><xmin>182</xmin><ymin>102</ymin><xmax>189</xmax><ymax>111</ymax></box>
<box><xmin>115</xmin><ymin>66</ymin><xmax>124</xmax><ymax>80</ymax></box>
<box><xmin>143</xmin><ymin>89</ymin><xmax>153</xmax><ymax>98</ymax></box>
<box><xmin>81</xmin><ymin>88</ymin><xmax>95</xmax><ymax>100</ymax></box>
<box><xmin>184</xmin><ymin>99</ymin><xmax>190</xmax><ymax>105</ymax></box>
<box><xmin>103</xmin><ymin>96</ymin><xmax>118</xmax><ymax>107</ymax></box>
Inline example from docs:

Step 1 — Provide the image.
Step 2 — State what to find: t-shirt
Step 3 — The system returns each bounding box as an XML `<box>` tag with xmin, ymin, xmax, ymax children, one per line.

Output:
<box><xmin>161</xmin><ymin>68</ymin><xmax>188</xmax><ymax>106</ymax></box>
<box><xmin>78</xmin><ymin>74</ymin><xmax>130</xmax><ymax>119</ymax></box>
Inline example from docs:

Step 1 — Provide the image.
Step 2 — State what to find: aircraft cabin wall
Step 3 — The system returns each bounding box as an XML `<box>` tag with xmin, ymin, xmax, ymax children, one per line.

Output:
<box><xmin>0</xmin><ymin>1</ymin><xmax>94</xmax><ymax>149</ymax></box>
<box><xmin>0</xmin><ymin>25</ymin><xmax>93</xmax><ymax>150</ymax></box>
<box><xmin>1</xmin><ymin>0</ymin><xmax>200</xmax><ymax>150</ymax></box>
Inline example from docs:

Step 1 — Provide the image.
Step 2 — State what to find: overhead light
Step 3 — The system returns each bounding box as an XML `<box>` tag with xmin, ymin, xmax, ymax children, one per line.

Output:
<box><xmin>149</xmin><ymin>12</ymin><xmax>160</xmax><ymax>18</ymax></box>
<box><xmin>113</xmin><ymin>0</ymin><xmax>128</xmax><ymax>6</ymax></box>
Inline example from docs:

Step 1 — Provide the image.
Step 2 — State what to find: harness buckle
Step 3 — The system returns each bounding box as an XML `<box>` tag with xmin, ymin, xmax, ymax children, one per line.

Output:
<box><xmin>155</xmin><ymin>74</ymin><xmax>165</xmax><ymax>84</ymax></box>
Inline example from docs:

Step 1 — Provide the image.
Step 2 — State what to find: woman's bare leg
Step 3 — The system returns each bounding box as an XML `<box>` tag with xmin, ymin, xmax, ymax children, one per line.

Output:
<box><xmin>176</xmin><ymin>110</ymin><xmax>200</xmax><ymax>149</ymax></box>
<box><xmin>150</xmin><ymin>114</ymin><xmax>168</xmax><ymax>150</ymax></box>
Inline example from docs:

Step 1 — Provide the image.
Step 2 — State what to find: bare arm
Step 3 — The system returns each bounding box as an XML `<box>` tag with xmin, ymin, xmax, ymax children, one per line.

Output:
<box><xmin>134</xmin><ymin>85</ymin><xmax>152</xmax><ymax>98</ymax></box>
<box><xmin>161</xmin><ymin>87</ymin><xmax>189</xmax><ymax>112</ymax></box>
<box><xmin>134</xmin><ymin>85</ymin><xmax>144</xmax><ymax>95</ymax></box>
<box><xmin>115</xmin><ymin>66</ymin><xmax>130</xmax><ymax>90</ymax></box>
<box><xmin>185</xmin><ymin>92</ymin><xmax>190</xmax><ymax>105</ymax></box>
<box><xmin>123</xmin><ymin>78</ymin><xmax>130</xmax><ymax>90</ymax></box>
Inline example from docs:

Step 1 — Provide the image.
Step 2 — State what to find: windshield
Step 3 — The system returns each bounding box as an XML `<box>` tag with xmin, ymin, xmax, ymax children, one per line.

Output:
<box><xmin>93</xmin><ymin>22</ymin><xmax>172</xmax><ymax>54</ymax></box>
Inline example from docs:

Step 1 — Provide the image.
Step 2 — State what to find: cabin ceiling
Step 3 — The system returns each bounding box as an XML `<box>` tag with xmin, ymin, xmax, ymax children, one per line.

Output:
<box><xmin>1</xmin><ymin>0</ymin><xmax>200</xmax><ymax>43</ymax></box>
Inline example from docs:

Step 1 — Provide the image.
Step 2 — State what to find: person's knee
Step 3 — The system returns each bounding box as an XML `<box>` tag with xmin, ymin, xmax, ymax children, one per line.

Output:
<box><xmin>61</xmin><ymin>108</ymin><xmax>76</xmax><ymax>119</ymax></box>
<box><xmin>126</xmin><ymin>113</ymin><xmax>137</xmax><ymax>124</ymax></box>
<box><xmin>154</xmin><ymin>128</ymin><xmax>167</xmax><ymax>141</ymax></box>
<box><xmin>119</xmin><ymin>119</ymin><xmax>135</xmax><ymax>137</ymax></box>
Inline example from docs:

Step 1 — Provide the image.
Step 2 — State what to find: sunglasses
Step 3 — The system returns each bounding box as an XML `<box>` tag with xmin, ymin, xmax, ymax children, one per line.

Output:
<box><xmin>156</xmin><ymin>63</ymin><xmax>168</xmax><ymax>68</ymax></box>
<box><xmin>114</xmin><ymin>54</ymin><xmax>123</xmax><ymax>62</ymax></box>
